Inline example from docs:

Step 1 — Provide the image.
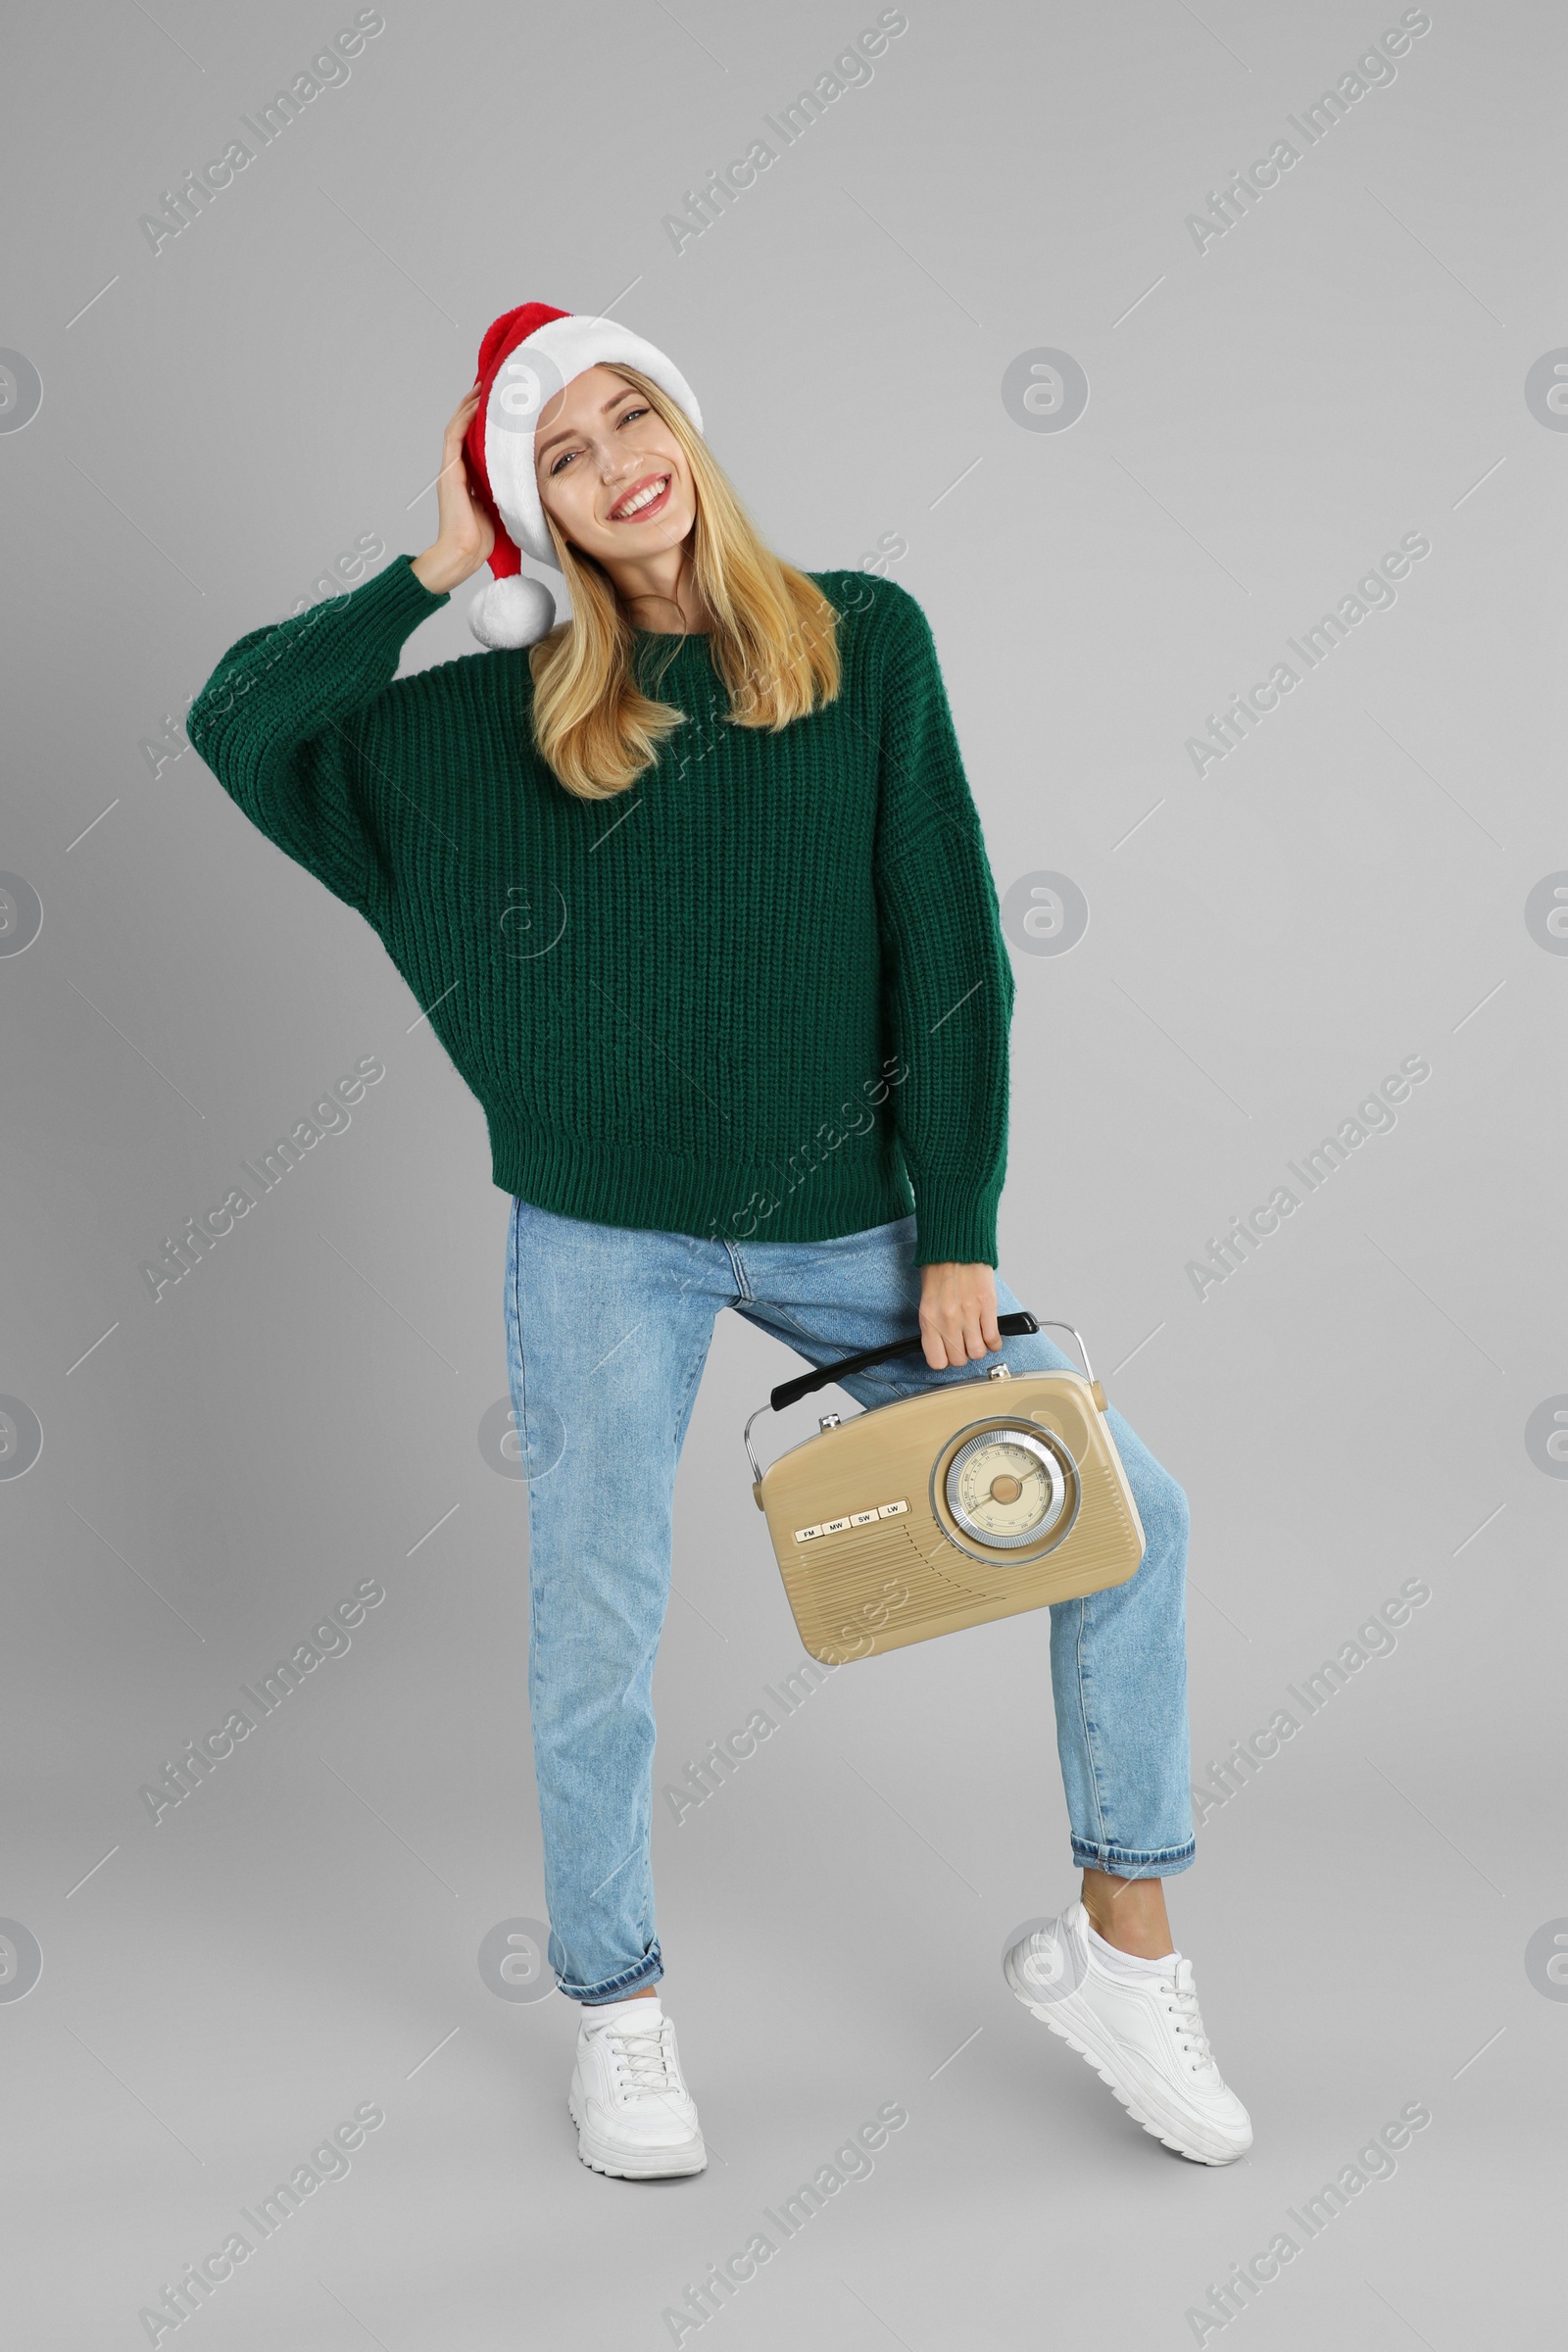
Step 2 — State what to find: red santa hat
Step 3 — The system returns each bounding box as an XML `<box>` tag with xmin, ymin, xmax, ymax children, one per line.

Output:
<box><xmin>461</xmin><ymin>302</ymin><xmax>705</xmax><ymax>650</ymax></box>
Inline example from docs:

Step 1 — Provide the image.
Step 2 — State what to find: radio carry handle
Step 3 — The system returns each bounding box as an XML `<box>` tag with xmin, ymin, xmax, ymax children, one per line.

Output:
<box><xmin>743</xmin><ymin>1312</ymin><xmax>1104</xmax><ymax>1493</ymax></box>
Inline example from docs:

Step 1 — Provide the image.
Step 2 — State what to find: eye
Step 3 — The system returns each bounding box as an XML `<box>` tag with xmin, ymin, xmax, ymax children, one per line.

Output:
<box><xmin>548</xmin><ymin>446</ymin><xmax>578</xmax><ymax>476</ymax></box>
<box><xmin>617</xmin><ymin>404</ymin><xmax>650</xmax><ymax>425</ymax></box>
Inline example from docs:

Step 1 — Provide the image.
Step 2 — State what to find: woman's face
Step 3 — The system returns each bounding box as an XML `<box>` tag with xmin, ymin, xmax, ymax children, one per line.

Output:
<box><xmin>534</xmin><ymin>366</ymin><xmax>695</xmax><ymax>565</ymax></box>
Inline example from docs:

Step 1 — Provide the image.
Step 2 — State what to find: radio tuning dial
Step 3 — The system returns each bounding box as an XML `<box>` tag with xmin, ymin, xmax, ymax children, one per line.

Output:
<box><xmin>944</xmin><ymin>1425</ymin><xmax>1070</xmax><ymax>1550</ymax></box>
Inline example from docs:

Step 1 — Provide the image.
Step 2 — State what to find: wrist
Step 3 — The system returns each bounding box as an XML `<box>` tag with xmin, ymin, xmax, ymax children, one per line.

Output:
<box><xmin>411</xmin><ymin>545</ymin><xmax>480</xmax><ymax>597</ymax></box>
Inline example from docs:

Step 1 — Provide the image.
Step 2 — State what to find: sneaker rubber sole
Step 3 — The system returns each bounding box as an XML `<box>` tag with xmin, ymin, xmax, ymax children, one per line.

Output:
<box><xmin>1003</xmin><ymin>1940</ymin><xmax>1245</xmax><ymax>2167</ymax></box>
<box><xmin>566</xmin><ymin>2083</ymin><xmax>708</xmax><ymax>2180</ymax></box>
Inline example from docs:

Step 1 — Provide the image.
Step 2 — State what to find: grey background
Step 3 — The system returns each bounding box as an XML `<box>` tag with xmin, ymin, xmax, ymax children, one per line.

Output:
<box><xmin>1</xmin><ymin>0</ymin><xmax>1562</xmax><ymax>2344</ymax></box>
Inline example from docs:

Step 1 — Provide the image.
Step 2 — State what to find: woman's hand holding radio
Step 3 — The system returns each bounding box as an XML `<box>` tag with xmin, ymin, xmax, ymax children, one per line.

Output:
<box><xmin>918</xmin><ymin>1261</ymin><xmax>1003</xmax><ymax>1370</ymax></box>
<box><xmin>412</xmin><ymin>384</ymin><xmax>496</xmax><ymax>597</ymax></box>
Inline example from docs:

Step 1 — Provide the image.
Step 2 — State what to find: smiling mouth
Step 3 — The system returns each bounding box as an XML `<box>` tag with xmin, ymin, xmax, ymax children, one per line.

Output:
<box><xmin>609</xmin><ymin>472</ymin><xmax>671</xmax><ymax>522</ymax></box>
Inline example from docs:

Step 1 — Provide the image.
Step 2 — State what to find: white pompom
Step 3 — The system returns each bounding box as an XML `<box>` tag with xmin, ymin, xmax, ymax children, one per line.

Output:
<box><xmin>468</xmin><ymin>573</ymin><xmax>558</xmax><ymax>650</ymax></box>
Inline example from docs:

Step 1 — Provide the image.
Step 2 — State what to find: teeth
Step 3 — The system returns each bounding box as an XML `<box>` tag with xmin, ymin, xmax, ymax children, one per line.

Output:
<box><xmin>613</xmin><ymin>475</ymin><xmax>667</xmax><ymax>519</ymax></box>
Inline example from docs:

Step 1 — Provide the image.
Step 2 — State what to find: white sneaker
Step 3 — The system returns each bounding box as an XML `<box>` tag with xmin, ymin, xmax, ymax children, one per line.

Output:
<box><xmin>1004</xmin><ymin>1899</ymin><xmax>1252</xmax><ymax>2165</ymax></box>
<box><xmin>567</xmin><ymin>1999</ymin><xmax>707</xmax><ymax>2180</ymax></box>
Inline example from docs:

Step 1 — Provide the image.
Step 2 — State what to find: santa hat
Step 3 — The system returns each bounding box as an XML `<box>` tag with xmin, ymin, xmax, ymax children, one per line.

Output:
<box><xmin>461</xmin><ymin>302</ymin><xmax>704</xmax><ymax>650</ymax></box>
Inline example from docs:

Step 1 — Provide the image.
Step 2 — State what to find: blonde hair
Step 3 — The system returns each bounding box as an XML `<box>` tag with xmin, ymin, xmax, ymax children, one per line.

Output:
<box><xmin>525</xmin><ymin>365</ymin><xmax>842</xmax><ymax>801</ymax></box>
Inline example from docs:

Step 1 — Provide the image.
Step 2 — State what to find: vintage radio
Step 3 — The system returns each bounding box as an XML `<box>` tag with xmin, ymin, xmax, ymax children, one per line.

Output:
<box><xmin>745</xmin><ymin>1314</ymin><xmax>1146</xmax><ymax>1664</ymax></box>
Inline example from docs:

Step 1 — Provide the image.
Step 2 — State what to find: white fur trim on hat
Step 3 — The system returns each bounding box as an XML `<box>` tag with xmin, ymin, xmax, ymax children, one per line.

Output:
<box><xmin>467</xmin><ymin>572</ymin><xmax>559</xmax><ymax>651</ymax></box>
<box><xmin>483</xmin><ymin>314</ymin><xmax>703</xmax><ymax>574</ymax></box>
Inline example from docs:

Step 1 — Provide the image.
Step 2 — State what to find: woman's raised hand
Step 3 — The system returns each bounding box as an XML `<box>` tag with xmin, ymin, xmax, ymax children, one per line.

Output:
<box><xmin>412</xmin><ymin>383</ymin><xmax>496</xmax><ymax>596</ymax></box>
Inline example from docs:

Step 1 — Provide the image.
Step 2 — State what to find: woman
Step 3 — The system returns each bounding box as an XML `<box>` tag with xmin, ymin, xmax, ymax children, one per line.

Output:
<box><xmin>188</xmin><ymin>301</ymin><xmax>1250</xmax><ymax>2181</ymax></box>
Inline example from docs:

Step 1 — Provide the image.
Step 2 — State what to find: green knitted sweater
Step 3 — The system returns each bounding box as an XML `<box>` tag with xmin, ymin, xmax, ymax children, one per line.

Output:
<box><xmin>188</xmin><ymin>555</ymin><xmax>1015</xmax><ymax>1265</ymax></box>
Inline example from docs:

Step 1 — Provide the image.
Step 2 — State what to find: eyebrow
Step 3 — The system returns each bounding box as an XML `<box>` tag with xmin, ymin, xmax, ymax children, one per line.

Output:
<box><xmin>535</xmin><ymin>384</ymin><xmax>640</xmax><ymax>462</ymax></box>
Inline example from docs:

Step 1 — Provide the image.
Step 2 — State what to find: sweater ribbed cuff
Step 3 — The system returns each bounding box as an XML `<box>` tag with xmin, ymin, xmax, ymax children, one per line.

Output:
<box><xmin>370</xmin><ymin>552</ymin><xmax>452</xmax><ymax>622</ymax></box>
<box><xmin>291</xmin><ymin>550</ymin><xmax>450</xmax><ymax>661</ymax></box>
<box><xmin>280</xmin><ymin>551</ymin><xmax>451</xmax><ymax>684</ymax></box>
<box><xmin>268</xmin><ymin>549</ymin><xmax>450</xmax><ymax>655</ymax></box>
<box><xmin>906</xmin><ymin>1164</ymin><xmax>1004</xmax><ymax>1268</ymax></box>
<box><xmin>189</xmin><ymin>555</ymin><xmax>449</xmax><ymax>752</ymax></box>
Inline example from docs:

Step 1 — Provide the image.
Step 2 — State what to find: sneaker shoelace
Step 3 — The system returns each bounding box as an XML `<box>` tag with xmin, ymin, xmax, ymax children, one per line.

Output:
<box><xmin>604</xmin><ymin>2018</ymin><xmax>682</xmax><ymax>2099</ymax></box>
<box><xmin>1160</xmin><ymin>1960</ymin><xmax>1216</xmax><ymax>2076</ymax></box>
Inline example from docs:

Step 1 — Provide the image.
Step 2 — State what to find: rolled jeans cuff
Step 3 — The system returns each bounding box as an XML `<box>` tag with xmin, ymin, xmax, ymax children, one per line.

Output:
<box><xmin>564</xmin><ymin>1939</ymin><xmax>664</xmax><ymax>2006</ymax></box>
<box><xmin>1070</xmin><ymin>1837</ymin><xmax>1196</xmax><ymax>1881</ymax></box>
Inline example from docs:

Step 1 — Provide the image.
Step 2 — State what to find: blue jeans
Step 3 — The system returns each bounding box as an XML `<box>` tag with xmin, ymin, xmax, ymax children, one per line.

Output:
<box><xmin>503</xmin><ymin>1201</ymin><xmax>1195</xmax><ymax>2003</ymax></box>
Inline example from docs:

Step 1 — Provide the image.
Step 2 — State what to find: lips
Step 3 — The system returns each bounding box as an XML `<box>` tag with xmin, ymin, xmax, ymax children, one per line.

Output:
<box><xmin>609</xmin><ymin>471</ymin><xmax>671</xmax><ymax>522</ymax></box>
